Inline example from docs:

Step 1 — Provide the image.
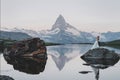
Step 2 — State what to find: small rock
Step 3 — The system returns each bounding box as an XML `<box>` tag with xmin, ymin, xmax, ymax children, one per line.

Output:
<box><xmin>79</xmin><ymin>71</ymin><xmax>92</xmax><ymax>74</ymax></box>
<box><xmin>0</xmin><ymin>75</ymin><xmax>14</xmax><ymax>80</ymax></box>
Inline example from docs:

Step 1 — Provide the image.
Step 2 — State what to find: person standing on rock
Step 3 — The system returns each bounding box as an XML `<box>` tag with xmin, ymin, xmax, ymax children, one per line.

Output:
<box><xmin>91</xmin><ymin>36</ymin><xmax>100</xmax><ymax>49</ymax></box>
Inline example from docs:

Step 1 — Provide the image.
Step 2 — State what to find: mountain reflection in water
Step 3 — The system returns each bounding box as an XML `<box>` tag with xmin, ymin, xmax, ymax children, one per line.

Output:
<box><xmin>47</xmin><ymin>44</ymin><xmax>91</xmax><ymax>70</ymax></box>
<box><xmin>81</xmin><ymin>57</ymin><xmax>119</xmax><ymax>80</ymax></box>
<box><xmin>4</xmin><ymin>56</ymin><xmax>47</xmax><ymax>74</ymax></box>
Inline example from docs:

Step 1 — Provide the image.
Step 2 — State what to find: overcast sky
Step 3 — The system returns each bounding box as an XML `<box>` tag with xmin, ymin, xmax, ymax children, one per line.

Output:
<box><xmin>1</xmin><ymin>0</ymin><xmax>120</xmax><ymax>32</ymax></box>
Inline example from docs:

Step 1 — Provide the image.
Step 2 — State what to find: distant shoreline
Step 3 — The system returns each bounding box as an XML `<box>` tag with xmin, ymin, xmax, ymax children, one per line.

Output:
<box><xmin>45</xmin><ymin>42</ymin><xmax>93</xmax><ymax>46</ymax></box>
<box><xmin>100</xmin><ymin>40</ymin><xmax>120</xmax><ymax>49</ymax></box>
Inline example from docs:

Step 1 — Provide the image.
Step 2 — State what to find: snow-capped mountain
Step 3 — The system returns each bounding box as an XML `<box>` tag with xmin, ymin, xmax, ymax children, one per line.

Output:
<box><xmin>0</xmin><ymin>31</ymin><xmax>31</xmax><ymax>40</ymax></box>
<box><xmin>38</xmin><ymin>15</ymin><xmax>120</xmax><ymax>43</ymax></box>
<box><xmin>39</xmin><ymin>15</ymin><xmax>94</xmax><ymax>43</ymax></box>
<box><xmin>2</xmin><ymin>27</ymin><xmax>42</xmax><ymax>38</ymax></box>
<box><xmin>1</xmin><ymin>15</ymin><xmax>120</xmax><ymax>43</ymax></box>
<box><xmin>100</xmin><ymin>31</ymin><xmax>120</xmax><ymax>42</ymax></box>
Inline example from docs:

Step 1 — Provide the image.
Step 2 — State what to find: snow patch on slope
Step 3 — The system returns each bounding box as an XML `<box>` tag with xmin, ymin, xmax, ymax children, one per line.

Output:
<box><xmin>1</xmin><ymin>27</ymin><xmax>13</xmax><ymax>32</ymax></box>
<box><xmin>66</xmin><ymin>27</ymin><xmax>80</xmax><ymax>36</ymax></box>
<box><xmin>48</xmin><ymin>28</ymin><xmax>60</xmax><ymax>35</ymax></box>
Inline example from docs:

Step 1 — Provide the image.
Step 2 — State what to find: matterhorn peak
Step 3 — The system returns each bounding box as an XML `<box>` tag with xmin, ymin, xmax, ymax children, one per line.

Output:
<box><xmin>52</xmin><ymin>15</ymin><xmax>67</xmax><ymax>30</ymax></box>
<box><xmin>55</xmin><ymin>15</ymin><xmax>66</xmax><ymax>24</ymax></box>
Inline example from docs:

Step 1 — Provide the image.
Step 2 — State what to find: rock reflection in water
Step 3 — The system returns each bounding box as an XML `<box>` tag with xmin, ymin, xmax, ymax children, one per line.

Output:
<box><xmin>4</xmin><ymin>56</ymin><xmax>47</xmax><ymax>74</ymax></box>
<box><xmin>81</xmin><ymin>57</ymin><xmax>119</xmax><ymax>80</ymax></box>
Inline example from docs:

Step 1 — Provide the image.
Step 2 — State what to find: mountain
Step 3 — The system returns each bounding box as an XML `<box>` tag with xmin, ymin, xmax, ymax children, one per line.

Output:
<box><xmin>1</xmin><ymin>27</ymin><xmax>40</xmax><ymax>37</ymax></box>
<box><xmin>100</xmin><ymin>31</ymin><xmax>120</xmax><ymax>42</ymax></box>
<box><xmin>0</xmin><ymin>31</ymin><xmax>32</xmax><ymax>40</ymax></box>
<box><xmin>1</xmin><ymin>15</ymin><xmax>120</xmax><ymax>43</ymax></box>
<box><xmin>39</xmin><ymin>15</ymin><xmax>94</xmax><ymax>43</ymax></box>
<box><xmin>39</xmin><ymin>15</ymin><xmax>120</xmax><ymax>43</ymax></box>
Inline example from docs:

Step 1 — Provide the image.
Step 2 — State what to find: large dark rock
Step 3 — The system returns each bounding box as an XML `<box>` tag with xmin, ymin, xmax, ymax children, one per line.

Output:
<box><xmin>82</xmin><ymin>57</ymin><xmax>119</xmax><ymax>69</ymax></box>
<box><xmin>81</xmin><ymin>48</ymin><xmax>120</xmax><ymax>80</ymax></box>
<box><xmin>0</xmin><ymin>40</ymin><xmax>5</xmax><ymax>52</ymax></box>
<box><xmin>4</xmin><ymin>55</ymin><xmax>47</xmax><ymax>74</ymax></box>
<box><xmin>3</xmin><ymin>38</ymin><xmax>47</xmax><ymax>58</ymax></box>
<box><xmin>81</xmin><ymin>55</ymin><xmax>119</xmax><ymax>80</ymax></box>
<box><xmin>0</xmin><ymin>75</ymin><xmax>14</xmax><ymax>80</ymax></box>
<box><xmin>81</xmin><ymin>48</ymin><xmax>119</xmax><ymax>60</ymax></box>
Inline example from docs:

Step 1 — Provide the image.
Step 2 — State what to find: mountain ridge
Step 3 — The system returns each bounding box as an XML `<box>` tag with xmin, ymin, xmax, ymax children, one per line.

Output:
<box><xmin>1</xmin><ymin>15</ymin><xmax>120</xmax><ymax>43</ymax></box>
<box><xmin>0</xmin><ymin>31</ymin><xmax>32</xmax><ymax>40</ymax></box>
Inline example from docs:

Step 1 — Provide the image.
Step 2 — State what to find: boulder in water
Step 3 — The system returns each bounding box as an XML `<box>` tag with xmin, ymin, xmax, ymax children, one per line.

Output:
<box><xmin>81</xmin><ymin>48</ymin><xmax>119</xmax><ymax>60</ymax></box>
<box><xmin>3</xmin><ymin>38</ymin><xmax>47</xmax><ymax>58</ymax></box>
<box><xmin>4</xmin><ymin>55</ymin><xmax>47</xmax><ymax>74</ymax></box>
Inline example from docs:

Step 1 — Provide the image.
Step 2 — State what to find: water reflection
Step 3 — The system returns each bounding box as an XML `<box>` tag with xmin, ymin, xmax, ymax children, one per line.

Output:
<box><xmin>1</xmin><ymin>44</ymin><xmax>120</xmax><ymax>80</ymax></box>
<box><xmin>4</xmin><ymin>56</ymin><xmax>47</xmax><ymax>74</ymax></box>
<box><xmin>47</xmin><ymin>44</ymin><xmax>91</xmax><ymax>70</ymax></box>
<box><xmin>81</xmin><ymin>57</ymin><xmax>119</xmax><ymax>80</ymax></box>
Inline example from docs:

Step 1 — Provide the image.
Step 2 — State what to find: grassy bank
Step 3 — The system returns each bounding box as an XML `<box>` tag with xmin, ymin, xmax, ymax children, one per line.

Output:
<box><xmin>0</xmin><ymin>39</ymin><xmax>16</xmax><ymax>52</ymax></box>
<box><xmin>100</xmin><ymin>39</ymin><xmax>120</xmax><ymax>49</ymax></box>
<box><xmin>0</xmin><ymin>39</ymin><xmax>61</xmax><ymax>52</ymax></box>
<box><xmin>45</xmin><ymin>42</ymin><xmax>61</xmax><ymax>46</ymax></box>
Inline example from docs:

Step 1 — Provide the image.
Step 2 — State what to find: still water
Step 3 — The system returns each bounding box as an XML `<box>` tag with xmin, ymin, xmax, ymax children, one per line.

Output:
<box><xmin>1</xmin><ymin>44</ymin><xmax>120</xmax><ymax>80</ymax></box>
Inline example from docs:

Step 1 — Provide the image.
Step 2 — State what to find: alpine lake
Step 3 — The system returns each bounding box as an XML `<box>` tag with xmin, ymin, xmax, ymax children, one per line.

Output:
<box><xmin>1</xmin><ymin>44</ymin><xmax>120</xmax><ymax>80</ymax></box>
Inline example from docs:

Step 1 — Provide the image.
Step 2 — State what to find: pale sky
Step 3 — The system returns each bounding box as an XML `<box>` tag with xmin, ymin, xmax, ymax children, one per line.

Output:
<box><xmin>1</xmin><ymin>0</ymin><xmax>120</xmax><ymax>32</ymax></box>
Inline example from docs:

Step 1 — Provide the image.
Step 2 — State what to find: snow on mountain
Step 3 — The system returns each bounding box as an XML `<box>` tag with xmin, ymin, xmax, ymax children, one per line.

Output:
<box><xmin>1</xmin><ymin>27</ymin><xmax>13</xmax><ymax>32</ymax></box>
<box><xmin>101</xmin><ymin>31</ymin><xmax>120</xmax><ymax>42</ymax></box>
<box><xmin>0</xmin><ymin>30</ymin><xmax>32</xmax><ymax>40</ymax></box>
<box><xmin>40</xmin><ymin>28</ymin><xmax>60</xmax><ymax>35</ymax></box>
<box><xmin>1</xmin><ymin>27</ymin><xmax>40</xmax><ymax>37</ymax></box>
<box><xmin>38</xmin><ymin>15</ymin><xmax>93</xmax><ymax>43</ymax></box>
<box><xmin>91</xmin><ymin>31</ymin><xmax>120</xmax><ymax>42</ymax></box>
<box><xmin>1</xmin><ymin>15</ymin><xmax>120</xmax><ymax>43</ymax></box>
<box><xmin>12</xmin><ymin>28</ymin><xmax>40</xmax><ymax>37</ymax></box>
<box><xmin>51</xmin><ymin>15</ymin><xmax>81</xmax><ymax>36</ymax></box>
<box><xmin>91</xmin><ymin>31</ymin><xmax>105</xmax><ymax>41</ymax></box>
<box><xmin>65</xmin><ymin>24</ymin><xmax>81</xmax><ymax>36</ymax></box>
<box><xmin>91</xmin><ymin>31</ymin><xmax>100</xmax><ymax>37</ymax></box>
